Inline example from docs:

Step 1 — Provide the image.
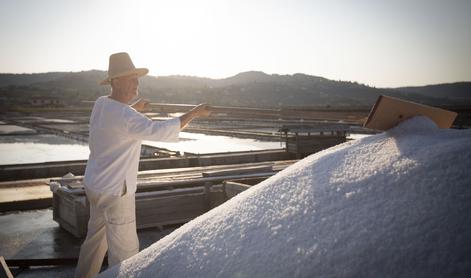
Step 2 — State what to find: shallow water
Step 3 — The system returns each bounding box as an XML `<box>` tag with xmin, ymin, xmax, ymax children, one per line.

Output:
<box><xmin>0</xmin><ymin>134</ymin><xmax>89</xmax><ymax>165</ymax></box>
<box><xmin>0</xmin><ymin>132</ymin><xmax>372</xmax><ymax>165</ymax></box>
<box><xmin>144</xmin><ymin>132</ymin><xmax>284</xmax><ymax>155</ymax></box>
<box><xmin>0</xmin><ymin>132</ymin><xmax>284</xmax><ymax>165</ymax></box>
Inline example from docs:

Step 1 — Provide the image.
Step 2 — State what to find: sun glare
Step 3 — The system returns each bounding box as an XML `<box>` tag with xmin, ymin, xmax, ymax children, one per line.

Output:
<box><xmin>125</xmin><ymin>0</ymin><xmax>238</xmax><ymax>78</ymax></box>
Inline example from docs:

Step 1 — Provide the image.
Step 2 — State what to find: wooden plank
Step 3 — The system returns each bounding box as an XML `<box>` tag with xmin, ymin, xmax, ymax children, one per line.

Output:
<box><xmin>0</xmin><ymin>256</ymin><xmax>13</xmax><ymax>278</ymax></box>
<box><xmin>224</xmin><ymin>177</ymin><xmax>267</xmax><ymax>186</ymax></box>
<box><xmin>5</xmin><ymin>258</ymin><xmax>79</xmax><ymax>267</ymax></box>
<box><xmin>138</xmin><ymin>172</ymin><xmax>277</xmax><ymax>192</ymax></box>
<box><xmin>2</xmin><ymin>149</ymin><xmax>292</xmax><ymax>181</ymax></box>
<box><xmin>202</xmin><ymin>165</ymin><xmax>273</xmax><ymax>177</ymax></box>
<box><xmin>364</xmin><ymin>95</ymin><xmax>457</xmax><ymax>130</ymax></box>
<box><xmin>137</xmin><ymin>197</ymin><xmax>207</xmax><ymax>211</ymax></box>
<box><xmin>0</xmin><ymin>198</ymin><xmax>51</xmax><ymax>212</ymax></box>
<box><xmin>54</xmin><ymin>161</ymin><xmax>295</xmax><ymax>195</ymax></box>
<box><xmin>136</xmin><ymin>187</ymin><xmax>205</xmax><ymax>199</ymax></box>
<box><xmin>136</xmin><ymin>219</ymin><xmax>192</xmax><ymax>230</ymax></box>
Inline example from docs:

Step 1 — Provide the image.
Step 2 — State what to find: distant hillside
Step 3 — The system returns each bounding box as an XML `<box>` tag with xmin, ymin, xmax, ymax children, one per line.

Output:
<box><xmin>0</xmin><ymin>72</ymin><xmax>69</xmax><ymax>87</ymax></box>
<box><xmin>397</xmin><ymin>82</ymin><xmax>471</xmax><ymax>99</ymax></box>
<box><xmin>0</xmin><ymin>70</ymin><xmax>469</xmax><ymax>108</ymax></box>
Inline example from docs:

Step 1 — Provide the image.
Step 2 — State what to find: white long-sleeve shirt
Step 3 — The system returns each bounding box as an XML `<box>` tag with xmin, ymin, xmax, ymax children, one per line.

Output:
<box><xmin>84</xmin><ymin>96</ymin><xmax>180</xmax><ymax>196</ymax></box>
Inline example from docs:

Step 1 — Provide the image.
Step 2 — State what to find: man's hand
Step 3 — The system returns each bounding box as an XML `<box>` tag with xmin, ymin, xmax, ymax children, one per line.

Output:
<box><xmin>194</xmin><ymin>103</ymin><xmax>212</xmax><ymax>118</ymax></box>
<box><xmin>179</xmin><ymin>103</ymin><xmax>212</xmax><ymax>129</ymax></box>
<box><xmin>131</xmin><ymin>99</ymin><xmax>150</xmax><ymax>112</ymax></box>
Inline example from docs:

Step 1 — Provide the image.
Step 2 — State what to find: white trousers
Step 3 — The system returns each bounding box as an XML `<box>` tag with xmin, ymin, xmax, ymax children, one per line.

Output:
<box><xmin>74</xmin><ymin>184</ymin><xmax>139</xmax><ymax>278</ymax></box>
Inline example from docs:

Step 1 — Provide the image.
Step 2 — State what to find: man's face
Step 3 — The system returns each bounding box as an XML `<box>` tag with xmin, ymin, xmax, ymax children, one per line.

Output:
<box><xmin>113</xmin><ymin>75</ymin><xmax>139</xmax><ymax>102</ymax></box>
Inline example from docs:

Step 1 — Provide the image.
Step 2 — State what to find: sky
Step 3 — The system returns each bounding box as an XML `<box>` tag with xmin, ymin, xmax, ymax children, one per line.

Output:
<box><xmin>0</xmin><ymin>0</ymin><xmax>470</xmax><ymax>88</ymax></box>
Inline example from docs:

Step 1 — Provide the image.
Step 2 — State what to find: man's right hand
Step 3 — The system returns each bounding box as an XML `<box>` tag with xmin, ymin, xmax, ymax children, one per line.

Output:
<box><xmin>179</xmin><ymin>103</ymin><xmax>212</xmax><ymax>129</ymax></box>
<box><xmin>194</xmin><ymin>103</ymin><xmax>212</xmax><ymax>118</ymax></box>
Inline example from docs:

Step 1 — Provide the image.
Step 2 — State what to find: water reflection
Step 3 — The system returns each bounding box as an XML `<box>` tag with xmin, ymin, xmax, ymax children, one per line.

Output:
<box><xmin>0</xmin><ymin>125</ymin><xmax>37</xmax><ymax>135</ymax></box>
<box><xmin>347</xmin><ymin>133</ymin><xmax>372</xmax><ymax>140</ymax></box>
<box><xmin>0</xmin><ymin>130</ymin><xmax>376</xmax><ymax>166</ymax></box>
<box><xmin>144</xmin><ymin>132</ymin><xmax>284</xmax><ymax>154</ymax></box>
<box><xmin>0</xmin><ymin>134</ymin><xmax>89</xmax><ymax>165</ymax></box>
<box><xmin>0</xmin><ymin>132</ymin><xmax>374</xmax><ymax>165</ymax></box>
<box><xmin>0</xmin><ymin>132</ymin><xmax>284</xmax><ymax>165</ymax></box>
<box><xmin>0</xmin><ymin>134</ymin><xmax>87</xmax><ymax>145</ymax></box>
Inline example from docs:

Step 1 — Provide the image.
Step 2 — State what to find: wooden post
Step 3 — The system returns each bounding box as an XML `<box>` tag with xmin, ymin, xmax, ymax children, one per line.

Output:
<box><xmin>0</xmin><ymin>256</ymin><xmax>14</xmax><ymax>278</ymax></box>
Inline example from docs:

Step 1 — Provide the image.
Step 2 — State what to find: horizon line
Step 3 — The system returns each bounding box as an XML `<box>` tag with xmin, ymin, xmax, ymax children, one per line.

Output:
<box><xmin>0</xmin><ymin>69</ymin><xmax>470</xmax><ymax>89</ymax></box>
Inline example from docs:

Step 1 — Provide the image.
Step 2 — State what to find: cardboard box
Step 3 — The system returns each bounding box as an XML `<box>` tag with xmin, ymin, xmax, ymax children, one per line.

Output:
<box><xmin>364</xmin><ymin>95</ymin><xmax>457</xmax><ymax>130</ymax></box>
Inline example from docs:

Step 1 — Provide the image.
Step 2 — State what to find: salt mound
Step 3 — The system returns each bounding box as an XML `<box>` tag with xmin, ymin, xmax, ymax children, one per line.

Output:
<box><xmin>99</xmin><ymin>117</ymin><xmax>471</xmax><ymax>278</ymax></box>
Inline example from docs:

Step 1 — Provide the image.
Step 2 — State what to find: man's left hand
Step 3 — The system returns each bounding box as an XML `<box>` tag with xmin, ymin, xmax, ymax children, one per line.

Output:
<box><xmin>131</xmin><ymin>99</ymin><xmax>150</xmax><ymax>112</ymax></box>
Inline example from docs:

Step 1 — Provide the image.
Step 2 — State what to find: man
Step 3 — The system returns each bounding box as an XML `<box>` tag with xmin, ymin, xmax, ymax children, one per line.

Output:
<box><xmin>75</xmin><ymin>52</ymin><xmax>211</xmax><ymax>278</ymax></box>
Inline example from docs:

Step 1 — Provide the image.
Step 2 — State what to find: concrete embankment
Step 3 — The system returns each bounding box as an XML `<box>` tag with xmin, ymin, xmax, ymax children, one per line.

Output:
<box><xmin>0</xmin><ymin>149</ymin><xmax>293</xmax><ymax>181</ymax></box>
<box><xmin>0</xmin><ymin>179</ymin><xmax>51</xmax><ymax>212</ymax></box>
<box><xmin>0</xmin><ymin>157</ymin><xmax>296</xmax><ymax>213</ymax></box>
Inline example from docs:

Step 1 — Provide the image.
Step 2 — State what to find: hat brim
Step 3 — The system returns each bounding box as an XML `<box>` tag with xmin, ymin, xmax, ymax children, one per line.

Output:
<box><xmin>100</xmin><ymin>68</ymin><xmax>149</xmax><ymax>85</ymax></box>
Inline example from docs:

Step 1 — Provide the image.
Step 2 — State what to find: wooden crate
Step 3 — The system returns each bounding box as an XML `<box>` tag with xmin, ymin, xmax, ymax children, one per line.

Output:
<box><xmin>135</xmin><ymin>187</ymin><xmax>209</xmax><ymax>229</ymax></box>
<box><xmin>52</xmin><ymin>189</ymin><xmax>89</xmax><ymax>238</ymax></box>
<box><xmin>51</xmin><ymin>161</ymin><xmax>294</xmax><ymax>237</ymax></box>
<box><xmin>53</xmin><ymin>186</ymin><xmax>210</xmax><ymax>238</ymax></box>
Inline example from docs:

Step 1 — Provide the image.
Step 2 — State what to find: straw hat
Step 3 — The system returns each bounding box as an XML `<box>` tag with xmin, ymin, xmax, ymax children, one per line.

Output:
<box><xmin>100</xmin><ymin>52</ymin><xmax>149</xmax><ymax>85</ymax></box>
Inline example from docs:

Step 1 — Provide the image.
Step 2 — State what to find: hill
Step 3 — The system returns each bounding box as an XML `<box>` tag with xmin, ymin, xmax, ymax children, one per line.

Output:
<box><xmin>0</xmin><ymin>70</ymin><xmax>469</xmax><ymax>108</ymax></box>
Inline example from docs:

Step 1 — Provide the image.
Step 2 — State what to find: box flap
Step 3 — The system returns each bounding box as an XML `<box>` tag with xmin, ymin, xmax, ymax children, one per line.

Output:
<box><xmin>364</xmin><ymin>95</ymin><xmax>457</xmax><ymax>130</ymax></box>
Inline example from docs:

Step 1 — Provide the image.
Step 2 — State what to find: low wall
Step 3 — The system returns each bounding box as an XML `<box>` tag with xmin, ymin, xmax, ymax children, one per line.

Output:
<box><xmin>0</xmin><ymin>150</ymin><xmax>293</xmax><ymax>181</ymax></box>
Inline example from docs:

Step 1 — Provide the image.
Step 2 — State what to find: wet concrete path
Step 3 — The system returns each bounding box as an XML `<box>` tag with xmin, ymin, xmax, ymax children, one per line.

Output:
<box><xmin>0</xmin><ymin>209</ymin><xmax>76</xmax><ymax>260</ymax></box>
<box><xmin>0</xmin><ymin>208</ymin><xmax>178</xmax><ymax>276</ymax></box>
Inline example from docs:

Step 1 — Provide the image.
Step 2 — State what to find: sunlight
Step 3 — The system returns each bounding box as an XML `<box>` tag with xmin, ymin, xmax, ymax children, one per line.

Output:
<box><xmin>129</xmin><ymin>0</ymin><xmax>240</xmax><ymax>77</ymax></box>
<box><xmin>0</xmin><ymin>0</ymin><xmax>469</xmax><ymax>85</ymax></box>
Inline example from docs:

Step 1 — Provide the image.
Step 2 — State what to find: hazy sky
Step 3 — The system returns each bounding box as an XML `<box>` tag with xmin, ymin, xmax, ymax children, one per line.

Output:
<box><xmin>0</xmin><ymin>0</ymin><xmax>470</xmax><ymax>87</ymax></box>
